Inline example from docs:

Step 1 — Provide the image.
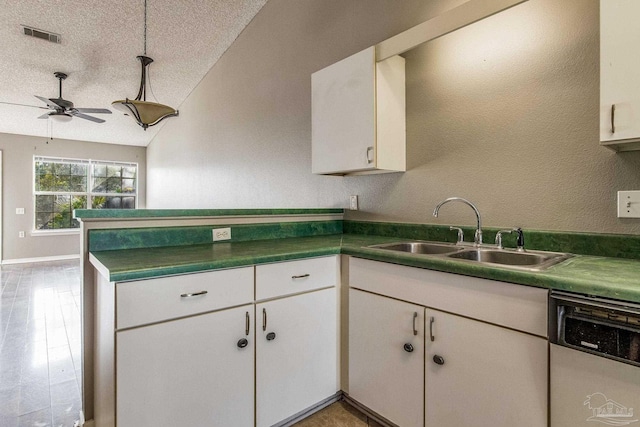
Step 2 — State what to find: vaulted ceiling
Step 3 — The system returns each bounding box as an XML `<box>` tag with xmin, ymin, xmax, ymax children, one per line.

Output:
<box><xmin>0</xmin><ymin>0</ymin><xmax>268</xmax><ymax>146</ymax></box>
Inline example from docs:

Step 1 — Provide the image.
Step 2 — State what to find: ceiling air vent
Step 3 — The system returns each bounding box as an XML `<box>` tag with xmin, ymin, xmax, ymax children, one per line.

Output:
<box><xmin>22</xmin><ymin>25</ymin><xmax>61</xmax><ymax>44</ymax></box>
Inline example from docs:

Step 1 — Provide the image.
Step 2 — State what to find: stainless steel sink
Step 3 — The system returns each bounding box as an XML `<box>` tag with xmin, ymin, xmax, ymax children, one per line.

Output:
<box><xmin>367</xmin><ymin>241</ymin><xmax>572</xmax><ymax>271</ymax></box>
<box><xmin>447</xmin><ymin>248</ymin><xmax>572</xmax><ymax>270</ymax></box>
<box><xmin>368</xmin><ymin>241</ymin><xmax>464</xmax><ymax>255</ymax></box>
<box><xmin>448</xmin><ymin>249</ymin><xmax>549</xmax><ymax>265</ymax></box>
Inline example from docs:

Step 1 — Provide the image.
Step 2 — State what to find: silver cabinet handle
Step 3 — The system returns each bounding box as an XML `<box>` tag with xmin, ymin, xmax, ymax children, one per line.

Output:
<box><xmin>412</xmin><ymin>312</ymin><xmax>418</xmax><ymax>336</ymax></box>
<box><xmin>245</xmin><ymin>311</ymin><xmax>250</xmax><ymax>336</ymax></box>
<box><xmin>366</xmin><ymin>146</ymin><xmax>374</xmax><ymax>164</ymax></box>
<box><xmin>262</xmin><ymin>308</ymin><xmax>267</xmax><ymax>332</ymax></box>
<box><xmin>292</xmin><ymin>274</ymin><xmax>310</xmax><ymax>279</ymax></box>
<box><xmin>611</xmin><ymin>104</ymin><xmax>616</xmax><ymax>134</ymax></box>
<box><xmin>180</xmin><ymin>290</ymin><xmax>208</xmax><ymax>298</ymax></box>
<box><xmin>429</xmin><ymin>316</ymin><xmax>435</xmax><ymax>342</ymax></box>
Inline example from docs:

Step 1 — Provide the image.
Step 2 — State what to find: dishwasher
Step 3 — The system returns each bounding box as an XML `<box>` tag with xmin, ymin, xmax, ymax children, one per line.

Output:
<box><xmin>550</xmin><ymin>291</ymin><xmax>640</xmax><ymax>426</ymax></box>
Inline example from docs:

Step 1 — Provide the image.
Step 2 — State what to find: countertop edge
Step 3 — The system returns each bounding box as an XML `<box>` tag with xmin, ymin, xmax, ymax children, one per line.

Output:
<box><xmin>88</xmin><ymin>235</ymin><xmax>640</xmax><ymax>303</ymax></box>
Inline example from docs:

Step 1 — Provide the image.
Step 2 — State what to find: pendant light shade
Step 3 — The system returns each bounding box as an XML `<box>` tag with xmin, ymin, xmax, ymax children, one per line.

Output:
<box><xmin>112</xmin><ymin>56</ymin><xmax>179</xmax><ymax>129</ymax></box>
<box><xmin>112</xmin><ymin>99</ymin><xmax>178</xmax><ymax>128</ymax></box>
<box><xmin>112</xmin><ymin>2</ymin><xmax>179</xmax><ymax>130</ymax></box>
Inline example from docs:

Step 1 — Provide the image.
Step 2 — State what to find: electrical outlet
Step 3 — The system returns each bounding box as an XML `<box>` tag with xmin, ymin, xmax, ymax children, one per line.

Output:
<box><xmin>212</xmin><ymin>227</ymin><xmax>231</xmax><ymax>241</ymax></box>
<box><xmin>16</xmin><ymin>208</ymin><xmax>24</xmax><ymax>215</ymax></box>
<box><xmin>349</xmin><ymin>195</ymin><xmax>359</xmax><ymax>211</ymax></box>
<box><xmin>18</xmin><ymin>231</ymin><xmax>25</xmax><ymax>238</ymax></box>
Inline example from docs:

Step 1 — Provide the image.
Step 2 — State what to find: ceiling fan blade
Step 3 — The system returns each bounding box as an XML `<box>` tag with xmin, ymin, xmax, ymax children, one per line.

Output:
<box><xmin>0</xmin><ymin>101</ymin><xmax>48</xmax><ymax>109</ymax></box>
<box><xmin>70</xmin><ymin>111</ymin><xmax>105</xmax><ymax>123</ymax></box>
<box><xmin>35</xmin><ymin>95</ymin><xmax>62</xmax><ymax>110</ymax></box>
<box><xmin>74</xmin><ymin>108</ymin><xmax>112</xmax><ymax>114</ymax></box>
<box><xmin>37</xmin><ymin>113</ymin><xmax>51</xmax><ymax>119</ymax></box>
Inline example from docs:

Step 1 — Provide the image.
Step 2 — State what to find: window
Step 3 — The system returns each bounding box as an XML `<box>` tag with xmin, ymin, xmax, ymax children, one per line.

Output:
<box><xmin>34</xmin><ymin>156</ymin><xmax>138</xmax><ymax>230</ymax></box>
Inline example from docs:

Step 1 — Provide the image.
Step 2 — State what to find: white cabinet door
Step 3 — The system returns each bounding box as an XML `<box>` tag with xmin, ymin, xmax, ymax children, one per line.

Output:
<box><xmin>600</xmin><ymin>0</ymin><xmax>640</xmax><ymax>146</ymax></box>
<box><xmin>312</xmin><ymin>47</ymin><xmax>376</xmax><ymax>174</ymax></box>
<box><xmin>349</xmin><ymin>289</ymin><xmax>424</xmax><ymax>427</ymax></box>
<box><xmin>116</xmin><ymin>305</ymin><xmax>254</xmax><ymax>427</ymax></box>
<box><xmin>312</xmin><ymin>47</ymin><xmax>405</xmax><ymax>175</ymax></box>
<box><xmin>256</xmin><ymin>288</ymin><xmax>338</xmax><ymax>427</ymax></box>
<box><xmin>425</xmin><ymin>308</ymin><xmax>547</xmax><ymax>427</ymax></box>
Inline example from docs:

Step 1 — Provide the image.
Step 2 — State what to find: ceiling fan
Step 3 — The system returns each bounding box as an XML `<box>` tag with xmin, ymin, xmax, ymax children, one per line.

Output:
<box><xmin>0</xmin><ymin>72</ymin><xmax>112</xmax><ymax>123</ymax></box>
<box><xmin>35</xmin><ymin>72</ymin><xmax>112</xmax><ymax>123</ymax></box>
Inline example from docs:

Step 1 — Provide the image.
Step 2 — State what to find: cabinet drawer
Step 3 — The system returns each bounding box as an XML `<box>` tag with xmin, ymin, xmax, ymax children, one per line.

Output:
<box><xmin>349</xmin><ymin>257</ymin><xmax>548</xmax><ymax>337</ymax></box>
<box><xmin>256</xmin><ymin>256</ymin><xmax>338</xmax><ymax>300</ymax></box>
<box><xmin>116</xmin><ymin>267</ymin><xmax>254</xmax><ymax>329</ymax></box>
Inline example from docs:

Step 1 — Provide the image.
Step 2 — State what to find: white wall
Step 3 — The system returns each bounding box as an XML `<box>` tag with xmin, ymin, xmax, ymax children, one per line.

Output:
<box><xmin>0</xmin><ymin>132</ymin><xmax>146</xmax><ymax>261</ymax></box>
<box><xmin>147</xmin><ymin>0</ymin><xmax>640</xmax><ymax>235</ymax></box>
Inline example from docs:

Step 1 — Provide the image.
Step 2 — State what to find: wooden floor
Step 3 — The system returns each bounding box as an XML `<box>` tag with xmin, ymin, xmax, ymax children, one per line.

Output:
<box><xmin>0</xmin><ymin>260</ymin><xmax>82</xmax><ymax>427</ymax></box>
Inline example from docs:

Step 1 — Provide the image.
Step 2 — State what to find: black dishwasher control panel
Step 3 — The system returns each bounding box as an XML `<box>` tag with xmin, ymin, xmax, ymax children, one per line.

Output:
<box><xmin>550</xmin><ymin>292</ymin><xmax>640</xmax><ymax>367</ymax></box>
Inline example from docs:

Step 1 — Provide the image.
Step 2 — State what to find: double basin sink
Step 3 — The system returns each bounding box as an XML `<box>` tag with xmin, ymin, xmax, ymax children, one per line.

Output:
<box><xmin>367</xmin><ymin>241</ymin><xmax>572</xmax><ymax>271</ymax></box>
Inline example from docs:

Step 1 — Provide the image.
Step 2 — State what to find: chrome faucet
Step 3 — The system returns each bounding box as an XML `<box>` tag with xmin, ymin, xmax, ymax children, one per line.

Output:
<box><xmin>433</xmin><ymin>197</ymin><xmax>483</xmax><ymax>245</ymax></box>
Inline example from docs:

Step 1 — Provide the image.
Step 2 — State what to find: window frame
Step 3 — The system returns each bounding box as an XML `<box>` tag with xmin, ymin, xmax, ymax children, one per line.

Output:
<box><xmin>33</xmin><ymin>156</ymin><xmax>138</xmax><ymax>233</ymax></box>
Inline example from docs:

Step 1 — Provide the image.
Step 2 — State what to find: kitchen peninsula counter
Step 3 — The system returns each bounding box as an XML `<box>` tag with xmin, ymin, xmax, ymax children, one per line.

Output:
<box><xmin>90</xmin><ymin>233</ymin><xmax>640</xmax><ymax>304</ymax></box>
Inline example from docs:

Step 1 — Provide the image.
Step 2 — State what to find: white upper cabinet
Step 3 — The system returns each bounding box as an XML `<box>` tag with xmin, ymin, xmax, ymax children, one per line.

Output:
<box><xmin>312</xmin><ymin>46</ymin><xmax>406</xmax><ymax>175</ymax></box>
<box><xmin>600</xmin><ymin>0</ymin><xmax>640</xmax><ymax>151</ymax></box>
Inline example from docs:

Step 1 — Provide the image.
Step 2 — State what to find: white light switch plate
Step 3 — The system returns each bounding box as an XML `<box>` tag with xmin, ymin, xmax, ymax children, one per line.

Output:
<box><xmin>16</xmin><ymin>208</ymin><xmax>24</xmax><ymax>215</ymax></box>
<box><xmin>618</xmin><ymin>191</ymin><xmax>640</xmax><ymax>218</ymax></box>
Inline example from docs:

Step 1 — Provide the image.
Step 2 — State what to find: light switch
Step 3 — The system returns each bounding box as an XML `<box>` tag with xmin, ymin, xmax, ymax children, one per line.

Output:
<box><xmin>618</xmin><ymin>191</ymin><xmax>640</xmax><ymax>218</ymax></box>
<box><xmin>16</xmin><ymin>208</ymin><xmax>25</xmax><ymax>215</ymax></box>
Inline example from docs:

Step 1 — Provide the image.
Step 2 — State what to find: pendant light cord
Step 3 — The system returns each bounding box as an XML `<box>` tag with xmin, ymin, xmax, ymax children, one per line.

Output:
<box><xmin>143</xmin><ymin>0</ymin><xmax>147</xmax><ymax>55</ymax></box>
<box><xmin>143</xmin><ymin>0</ymin><xmax>159</xmax><ymax>103</ymax></box>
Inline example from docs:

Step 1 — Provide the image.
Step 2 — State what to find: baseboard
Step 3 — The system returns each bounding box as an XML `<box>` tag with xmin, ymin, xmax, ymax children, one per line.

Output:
<box><xmin>1</xmin><ymin>254</ymin><xmax>80</xmax><ymax>265</ymax></box>
<box><xmin>342</xmin><ymin>393</ymin><xmax>398</xmax><ymax>427</ymax></box>
<box><xmin>275</xmin><ymin>392</ymin><xmax>343</xmax><ymax>427</ymax></box>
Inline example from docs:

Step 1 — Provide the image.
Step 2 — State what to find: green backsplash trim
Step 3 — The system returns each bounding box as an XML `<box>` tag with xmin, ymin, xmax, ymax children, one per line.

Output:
<box><xmin>89</xmin><ymin>220</ymin><xmax>343</xmax><ymax>252</ymax></box>
<box><xmin>75</xmin><ymin>208</ymin><xmax>343</xmax><ymax>219</ymax></box>
<box><xmin>343</xmin><ymin>221</ymin><xmax>640</xmax><ymax>260</ymax></box>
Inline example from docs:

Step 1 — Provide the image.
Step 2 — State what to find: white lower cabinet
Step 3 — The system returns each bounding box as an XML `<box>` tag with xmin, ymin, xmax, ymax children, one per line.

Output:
<box><xmin>94</xmin><ymin>256</ymin><xmax>339</xmax><ymax>427</ymax></box>
<box><xmin>348</xmin><ymin>257</ymin><xmax>549</xmax><ymax>427</ymax></box>
<box><xmin>116</xmin><ymin>306</ymin><xmax>255</xmax><ymax>427</ymax></box>
<box><xmin>425</xmin><ymin>308</ymin><xmax>548</xmax><ymax>427</ymax></box>
<box><xmin>348</xmin><ymin>289</ymin><xmax>424</xmax><ymax>427</ymax></box>
<box><xmin>256</xmin><ymin>288</ymin><xmax>338</xmax><ymax>427</ymax></box>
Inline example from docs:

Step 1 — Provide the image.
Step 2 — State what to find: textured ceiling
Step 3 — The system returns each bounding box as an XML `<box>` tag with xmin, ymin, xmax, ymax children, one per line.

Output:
<box><xmin>0</xmin><ymin>0</ymin><xmax>268</xmax><ymax>146</ymax></box>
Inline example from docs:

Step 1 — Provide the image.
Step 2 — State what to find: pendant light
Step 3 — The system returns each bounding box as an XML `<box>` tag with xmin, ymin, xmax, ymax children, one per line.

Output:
<box><xmin>112</xmin><ymin>0</ymin><xmax>178</xmax><ymax>130</ymax></box>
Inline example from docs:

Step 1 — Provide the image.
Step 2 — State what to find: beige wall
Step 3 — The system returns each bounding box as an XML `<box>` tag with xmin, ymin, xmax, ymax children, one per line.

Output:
<box><xmin>0</xmin><ymin>133</ymin><xmax>146</xmax><ymax>261</ymax></box>
<box><xmin>147</xmin><ymin>0</ymin><xmax>640</xmax><ymax>235</ymax></box>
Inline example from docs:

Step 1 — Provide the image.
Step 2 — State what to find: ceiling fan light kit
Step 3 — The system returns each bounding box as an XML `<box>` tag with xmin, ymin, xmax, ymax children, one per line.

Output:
<box><xmin>112</xmin><ymin>0</ymin><xmax>179</xmax><ymax>130</ymax></box>
<box><xmin>49</xmin><ymin>112</ymin><xmax>73</xmax><ymax>123</ymax></box>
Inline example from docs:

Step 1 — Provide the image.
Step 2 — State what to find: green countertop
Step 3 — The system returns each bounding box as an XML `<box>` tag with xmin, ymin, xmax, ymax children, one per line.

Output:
<box><xmin>90</xmin><ymin>234</ymin><xmax>640</xmax><ymax>303</ymax></box>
